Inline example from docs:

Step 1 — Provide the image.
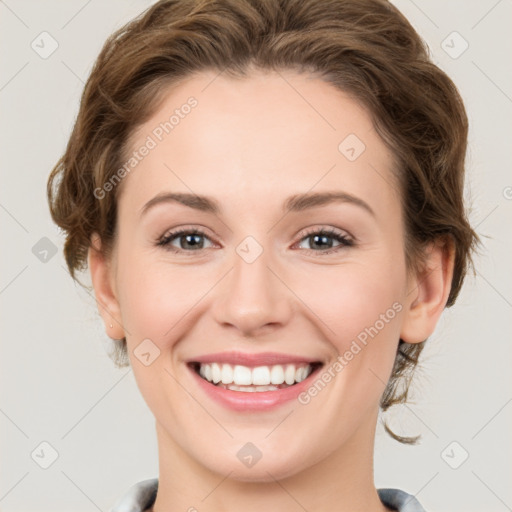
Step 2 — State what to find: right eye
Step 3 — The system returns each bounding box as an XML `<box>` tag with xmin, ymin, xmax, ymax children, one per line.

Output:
<box><xmin>157</xmin><ymin>227</ymin><xmax>215</xmax><ymax>253</ymax></box>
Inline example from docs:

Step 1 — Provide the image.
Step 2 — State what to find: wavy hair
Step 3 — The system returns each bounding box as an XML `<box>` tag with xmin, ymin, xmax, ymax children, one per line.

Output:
<box><xmin>47</xmin><ymin>0</ymin><xmax>480</xmax><ymax>443</ymax></box>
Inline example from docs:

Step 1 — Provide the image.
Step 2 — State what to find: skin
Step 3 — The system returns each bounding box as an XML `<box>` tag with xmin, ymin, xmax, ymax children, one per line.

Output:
<box><xmin>88</xmin><ymin>68</ymin><xmax>454</xmax><ymax>512</ymax></box>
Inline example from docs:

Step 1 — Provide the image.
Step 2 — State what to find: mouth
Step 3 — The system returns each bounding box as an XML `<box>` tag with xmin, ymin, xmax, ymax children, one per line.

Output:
<box><xmin>188</xmin><ymin>361</ymin><xmax>323</xmax><ymax>393</ymax></box>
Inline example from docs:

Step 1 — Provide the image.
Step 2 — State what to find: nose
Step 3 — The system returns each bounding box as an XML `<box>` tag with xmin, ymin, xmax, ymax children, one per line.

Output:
<box><xmin>212</xmin><ymin>244</ymin><xmax>293</xmax><ymax>338</ymax></box>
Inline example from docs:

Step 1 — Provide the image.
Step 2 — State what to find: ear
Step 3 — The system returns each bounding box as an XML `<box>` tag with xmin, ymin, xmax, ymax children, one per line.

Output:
<box><xmin>400</xmin><ymin>237</ymin><xmax>456</xmax><ymax>343</ymax></box>
<box><xmin>88</xmin><ymin>233</ymin><xmax>125</xmax><ymax>340</ymax></box>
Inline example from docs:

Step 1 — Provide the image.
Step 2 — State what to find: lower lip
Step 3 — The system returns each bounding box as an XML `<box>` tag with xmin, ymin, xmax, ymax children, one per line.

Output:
<box><xmin>188</xmin><ymin>364</ymin><xmax>322</xmax><ymax>412</ymax></box>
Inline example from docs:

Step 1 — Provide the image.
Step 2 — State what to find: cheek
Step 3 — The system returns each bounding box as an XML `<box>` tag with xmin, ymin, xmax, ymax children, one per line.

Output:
<box><xmin>115</xmin><ymin>251</ymin><xmax>217</xmax><ymax>350</ymax></box>
<box><xmin>114</xmin><ymin>256</ymin><xmax>210</xmax><ymax>413</ymax></box>
<box><xmin>298</xmin><ymin>260</ymin><xmax>405</xmax><ymax>344</ymax></box>
<box><xmin>117</xmin><ymin>245</ymin><xmax>406</xmax><ymax>353</ymax></box>
<box><xmin>293</xmin><ymin>255</ymin><xmax>406</xmax><ymax>407</ymax></box>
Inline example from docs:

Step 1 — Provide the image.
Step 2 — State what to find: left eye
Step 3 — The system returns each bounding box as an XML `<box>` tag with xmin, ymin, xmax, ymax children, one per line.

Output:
<box><xmin>294</xmin><ymin>228</ymin><xmax>354</xmax><ymax>254</ymax></box>
<box><xmin>157</xmin><ymin>227</ymin><xmax>354</xmax><ymax>254</ymax></box>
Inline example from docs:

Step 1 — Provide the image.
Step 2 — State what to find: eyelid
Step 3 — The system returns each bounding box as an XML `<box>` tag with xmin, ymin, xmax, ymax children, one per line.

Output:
<box><xmin>296</xmin><ymin>225</ymin><xmax>353</xmax><ymax>240</ymax></box>
<box><xmin>292</xmin><ymin>225</ymin><xmax>355</xmax><ymax>253</ymax></box>
<box><xmin>157</xmin><ymin>225</ymin><xmax>216</xmax><ymax>246</ymax></box>
<box><xmin>157</xmin><ymin>224</ymin><xmax>355</xmax><ymax>255</ymax></box>
<box><xmin>157</xmin><ymin>225</ymin><xmax>353</xmax><ymax>243</ymax></box>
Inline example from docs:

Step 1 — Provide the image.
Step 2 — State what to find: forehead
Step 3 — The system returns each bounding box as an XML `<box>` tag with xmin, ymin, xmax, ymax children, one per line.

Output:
<box><xmin>119</xmin><ymin>69</ymin><xmax>400</xmax><ymax>217</ymax></box>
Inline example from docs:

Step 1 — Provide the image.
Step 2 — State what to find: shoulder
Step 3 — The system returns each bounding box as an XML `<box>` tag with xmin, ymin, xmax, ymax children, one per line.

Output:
<box><xmin>377</xmin><ymin>488</ymin><xmax>427</xmax><ymax>512</ymax></box>
<box><xmin>110</xmin><ymin>480</ymin><xmax>427</xmax><ymax>512</ymax></box>
<box><xmin>109</xmin><ymin>478</ymin><xmax>158</xmax><ymax>512</ymax></box>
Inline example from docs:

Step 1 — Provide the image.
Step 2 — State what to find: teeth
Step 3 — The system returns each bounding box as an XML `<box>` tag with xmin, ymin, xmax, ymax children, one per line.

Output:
<box><xmin>296</xmin><ymin>366</ymin><xmax>308</xmax><ymax>383</ymax></box>
<box><xmin>233</xmin><ymin>365</ymin><xmax>252</xmax><ymax>385</ymax></box>
<box><xmin>252</xmin><ymin>366</ymin><xmax>270</xmax><ymax>385</ymax></box>
<box><xmin>221</xmin><ymin>364</ymin><xmax>233</xmax><ymax>384</ymax></box>
<box><xmin>285</xmin><ymin>364</ymin><xmax>296</xmax><ymax>385</ymax></box>
<box><xmin>220</xmin><ymin>384</ymin><xmax>280</xmax><ymax>392</ymax></box>
<box><xmin>270</xmin><ymin>365</ymin><xmax>284</xmax><ymax>384</ymax></box>
<box><xmin>211</xmin><ymin>363</ymin><xmax>221</xmax><ymax>383</ymax></box>
<box><xmin>196</xmin><ymin>362</ymin><xmax>314</xmax><ymax>388</ymax></box>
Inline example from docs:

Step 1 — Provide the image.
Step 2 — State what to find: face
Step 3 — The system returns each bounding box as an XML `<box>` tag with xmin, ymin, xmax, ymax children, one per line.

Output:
<box><xmin>97</xmin><ymin>68</ymin><xmax>420</xmax><ymax>481</ymax></box>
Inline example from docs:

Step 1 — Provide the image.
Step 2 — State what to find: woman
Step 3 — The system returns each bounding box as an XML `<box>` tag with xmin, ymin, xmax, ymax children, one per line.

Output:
<box><xmin>47</xmin><ymin>0</ymin><xmax>479</xmax><ymax>510</ymax></box>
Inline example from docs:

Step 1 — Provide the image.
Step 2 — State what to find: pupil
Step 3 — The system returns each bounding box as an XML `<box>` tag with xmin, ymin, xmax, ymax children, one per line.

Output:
<box><xmin>312</xmin><ymin>234</ymin><xmax>332</xmax><ymax>249</ymax></box>
<box><xmin>183</xmin><ymin>234</ymin><xmax>202</xmax><ymax>249</ymax></box>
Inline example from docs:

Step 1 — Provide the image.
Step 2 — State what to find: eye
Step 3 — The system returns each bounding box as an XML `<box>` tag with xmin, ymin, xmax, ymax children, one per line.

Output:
<box><xmin>156</xmin><ymin>226</ymin><xmax>354</xmax><ymax>255</ymax></box>
<box><xmin>157</xmin><ymin>227</ymin><xmax>215</xmax><ymax>253</ymax></box>
<box><xmin>294</xmin><ymin>227</ymin><xmax>354</xmax><ymax>255</ymax></box>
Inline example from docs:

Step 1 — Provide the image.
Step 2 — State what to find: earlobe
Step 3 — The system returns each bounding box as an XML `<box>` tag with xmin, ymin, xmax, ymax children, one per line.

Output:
<box><xmin>88</xmin><ymin>233</ymin><xmax>124</xmax><ymax>340</ymax></box>
<box><xmin>400</xmin><ymin>238</ymin><xmax>456</xmax><ymax>344</ymax></box>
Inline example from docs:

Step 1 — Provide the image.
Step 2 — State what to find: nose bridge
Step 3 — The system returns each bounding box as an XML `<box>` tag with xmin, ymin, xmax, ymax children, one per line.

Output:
<box><xmin>213</xmin><ymin>233</ymin><xmax>291</xmax><ymax>335</ymax></box>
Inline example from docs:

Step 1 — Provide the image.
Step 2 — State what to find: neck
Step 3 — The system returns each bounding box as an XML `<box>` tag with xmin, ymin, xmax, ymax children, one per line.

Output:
<box><xmin>151</xmin><ymin>409</ymin><xmax>391</xmax><ymax>512</ymax></box>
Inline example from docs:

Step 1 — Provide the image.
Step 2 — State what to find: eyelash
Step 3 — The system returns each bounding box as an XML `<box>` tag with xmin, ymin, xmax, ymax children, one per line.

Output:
<box><xmin>156</xmin><ymin>226</ymin><xmax>354</xmax><ymax>256</ymax></box>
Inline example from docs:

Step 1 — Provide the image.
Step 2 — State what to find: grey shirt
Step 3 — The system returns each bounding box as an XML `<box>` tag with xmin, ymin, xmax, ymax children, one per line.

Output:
<box><xmin>110</xmin><ymin>478</ymin><xmax>427</xmax><ymax>512</ymax></box>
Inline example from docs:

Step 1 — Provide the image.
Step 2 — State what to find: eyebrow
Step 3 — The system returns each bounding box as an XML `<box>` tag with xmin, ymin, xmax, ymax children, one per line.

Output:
<box><xmin>141</xmin><ymin>191</ymin><xmax>375</xmax><ymax>217</ymax></box>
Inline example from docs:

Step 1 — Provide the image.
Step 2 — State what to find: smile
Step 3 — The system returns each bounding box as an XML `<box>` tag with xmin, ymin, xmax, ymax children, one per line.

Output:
<box><xmin>192</xmin><ymin>362</ymin><xmax>318</xmax><ymax>392</ymax></box>
<box><xmin>186</xmin><ymin>352</ymin><xmax>324</xmax><ymax>411</ymax></box>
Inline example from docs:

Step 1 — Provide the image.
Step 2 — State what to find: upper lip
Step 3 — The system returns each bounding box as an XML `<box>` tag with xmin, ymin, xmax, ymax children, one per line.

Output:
<box><xmin>187</xmin><ymin>351</ymin><xmax>323</xmax><ymax>367</ymax></box>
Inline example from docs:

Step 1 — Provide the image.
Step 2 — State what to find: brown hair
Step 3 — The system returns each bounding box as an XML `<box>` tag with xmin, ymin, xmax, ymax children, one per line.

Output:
<box><xmin>47</xmin><ymin>0</ymin><xmax>479</xmax><ymax>443</ymax></box>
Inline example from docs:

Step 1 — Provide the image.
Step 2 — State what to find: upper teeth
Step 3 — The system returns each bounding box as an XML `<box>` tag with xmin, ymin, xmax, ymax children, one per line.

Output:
<box><xmin>198</xmin><ymin>363</ymin><xmax>313</xmax><ymax>386</ymax></box>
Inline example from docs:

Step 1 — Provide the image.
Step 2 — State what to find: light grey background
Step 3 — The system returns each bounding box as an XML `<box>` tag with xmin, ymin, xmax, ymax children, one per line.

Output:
<box><xmin>1</xmin><ymin>1</ymin><xmax>511</xmax><ymax>511</ymax></box>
